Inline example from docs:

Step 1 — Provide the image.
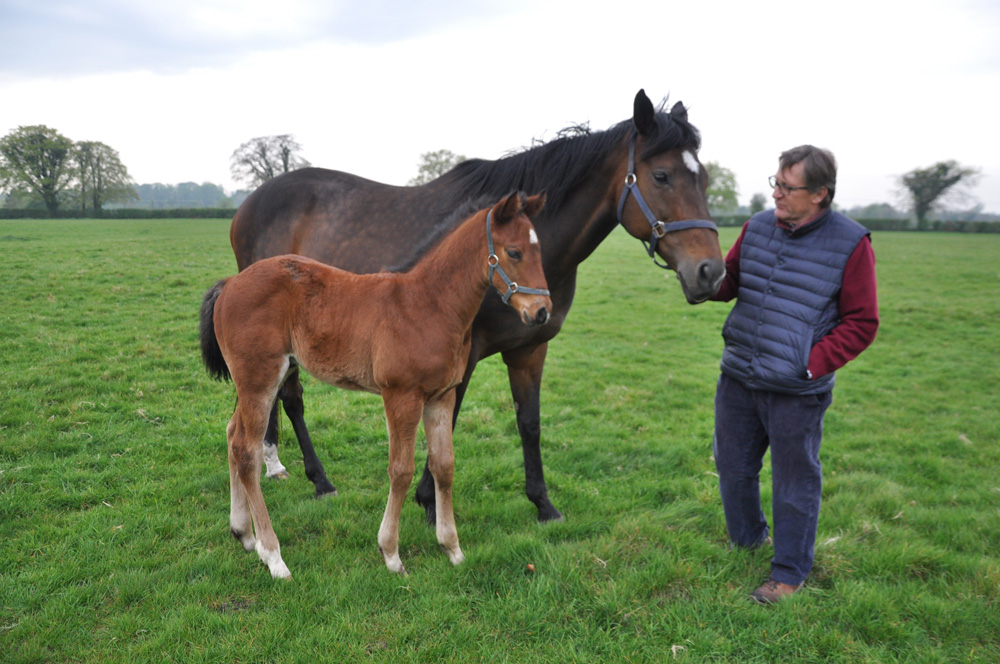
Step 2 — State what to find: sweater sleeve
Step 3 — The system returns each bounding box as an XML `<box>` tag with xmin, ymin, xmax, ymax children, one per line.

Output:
<box><xmin>709</xmin><ymin>222</ymin><xmax>747</xmax><ymax>303</ymax></box>
<box><xmin>807</xmin><ymin>236</ymin><xmax>879</xmax><ymax>379</ymax></box>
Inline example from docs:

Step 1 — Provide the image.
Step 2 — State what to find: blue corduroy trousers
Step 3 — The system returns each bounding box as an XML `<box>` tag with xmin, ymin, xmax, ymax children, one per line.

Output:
<box><xmin>713</xmin><ymin>373</ymin><xmax>833</xmax><ymax>586</ymax></box>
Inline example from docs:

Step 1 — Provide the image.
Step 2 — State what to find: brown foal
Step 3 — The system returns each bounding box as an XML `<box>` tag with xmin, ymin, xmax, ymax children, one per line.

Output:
<box><xmin>200</xmin><ymin>193</ymin><xmax>551</xmax><ymax>578</ymax></box>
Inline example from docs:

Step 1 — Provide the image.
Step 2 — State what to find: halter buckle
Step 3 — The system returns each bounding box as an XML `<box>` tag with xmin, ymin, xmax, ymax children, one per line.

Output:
<box><xmin>651</xmin><ymin>220</ymin><xmax>667</xmax><ymax>238</ymax></box>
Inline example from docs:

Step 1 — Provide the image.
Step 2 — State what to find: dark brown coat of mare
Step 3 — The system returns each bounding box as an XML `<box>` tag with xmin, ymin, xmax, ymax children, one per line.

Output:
<box><xmin>229</xmin><ymin>90</ymin><xmax>725</xmax><ymax>524</ymax></box>
<box><xmin>200</xmin><ymin>193</ymin><xmax>551</xmax><ymax>578</ymax></box>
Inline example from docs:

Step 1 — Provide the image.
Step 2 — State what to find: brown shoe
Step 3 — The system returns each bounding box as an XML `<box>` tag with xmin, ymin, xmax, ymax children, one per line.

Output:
<box><xmin>750</xmin><ymin>577</ymin><xmax>803</xmax><ymax>604</ymax></box>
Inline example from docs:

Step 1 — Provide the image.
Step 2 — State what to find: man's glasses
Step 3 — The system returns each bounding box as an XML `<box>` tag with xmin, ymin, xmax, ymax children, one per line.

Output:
<box><xmin>769</xmin><ymin>175</ymin><xmax>809</xmax><ymax>196</ymax></box>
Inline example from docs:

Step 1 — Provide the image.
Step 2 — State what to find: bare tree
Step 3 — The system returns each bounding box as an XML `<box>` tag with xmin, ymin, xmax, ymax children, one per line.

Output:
<box><xmin>75</xmin><ymin>141</ymin><xmax>137</xmax><ymax>213</ymax></box>
<box><xmin>899</xmin><ymin>160</ymin><xmax>980</xmax><ymax>225</ymax></box>
<box><xmin>230</xmin><ymin>135</ymin><xmax>310</xmax><ymax>188</ymax></box>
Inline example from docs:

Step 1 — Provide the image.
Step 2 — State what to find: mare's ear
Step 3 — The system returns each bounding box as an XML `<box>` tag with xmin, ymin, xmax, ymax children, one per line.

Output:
<box><xmin>669</xmin><ymin>101</ymin><xmax>688</xmax><ymax>123</ymax></box>
<box><xmin>633</xmin><ymin>89</ymin><xmax>656</xmax><ymax>136</ymax></box>
<box><xmin>522</xmin><ymin>192</ymin><xmax>546</xmax><ymax>219</ymax></box>
<box><xmin>494</xmin><ymin>191</ymin><xmax>521</xmax><ymax>225</ymax></box>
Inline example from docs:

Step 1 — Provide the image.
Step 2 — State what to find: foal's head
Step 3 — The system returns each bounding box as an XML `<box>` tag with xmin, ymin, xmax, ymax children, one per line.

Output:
<box><xmin>488</xmin><ymin>193</ymin><xmax>552</xmax><ymax>327</ymax></box>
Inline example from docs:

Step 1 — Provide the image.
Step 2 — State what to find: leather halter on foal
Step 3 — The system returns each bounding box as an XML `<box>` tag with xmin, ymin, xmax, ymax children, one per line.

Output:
<box><xmin>616</xmin><ymin>130</ymin><xmax>718</xmax><ymax>269</ymax></box>
<box><xmin>486</xmin><ymin>209</ymin><xmax>551</xmax><ymax>305</ymax></box>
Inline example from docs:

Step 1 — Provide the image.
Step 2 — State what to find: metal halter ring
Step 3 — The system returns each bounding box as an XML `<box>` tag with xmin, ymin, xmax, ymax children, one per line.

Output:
<box><xmin>615</xmin><ymin>129</ymin><xmax>718</xmax><ymax>269</ymax></box>
<box><xmin>485</xmin><ymin>209</ymin><xmax>551</xmax><ymax>305</ymax></box>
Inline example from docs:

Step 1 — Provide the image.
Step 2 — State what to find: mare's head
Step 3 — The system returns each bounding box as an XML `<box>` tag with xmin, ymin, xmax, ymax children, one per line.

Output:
<box><xmin>616</xmin><ymin>90</ymin><xmax>725</xmax><ymax>303</ymax></box>
<box><xmin>487</xmin><ymin>192</ymin><xmax>552</xmax><ymax>327</ymax></box>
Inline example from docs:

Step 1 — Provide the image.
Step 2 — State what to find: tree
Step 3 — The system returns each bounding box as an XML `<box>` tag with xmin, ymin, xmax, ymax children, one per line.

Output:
<box><xmin>749</xmin><ymin>193</ymin><xmax>768</xmax><ymax>215</ymax></box>
<box><xmin>75</xmin><ymin>141</ymin><xmax>138</xmax><ymax>213</ymax></box>
<box><xmin>704</xmin><ymin>161</ymin><xmax>739</xmax><ymax>215</ymax></box>
<box><xmin>0</xmin><ymin>125</ymin><xmax>75</xmax><ymax>215</ymax></box>
<box><xmin>899</xmin><ymin>160</ymin><xmax>980</xmax><ymax>225</ymax></box>
<box><xmin>408</xmin><ymin>149</ymin><xmax>466</xmax><ymax>185</ymax></box>
<box><xmin>230</xmin><ymin>135</ymin><xmax>310</xmax><ymax>188</ymax></box>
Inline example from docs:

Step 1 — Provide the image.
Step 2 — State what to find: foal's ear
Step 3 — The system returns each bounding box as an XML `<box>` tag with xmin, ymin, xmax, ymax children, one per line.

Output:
<box><xmin>494</xmin><ymin>191</ymin><xmax>521</xmax><ymax>225</ymax></box>
<box><xmin>522</xmin><ymin>192</ymin><xmax>546</xmax><ymax>219</ymax></box>
<box><xmin>669</xmin><ymin>101</ymin><xmax>688</xmax><ymax>123</ymax></box>
<box><xmin>633</xmin><ymin>89</ymin><xmax>656</xmax><ymax>136</ymax></box>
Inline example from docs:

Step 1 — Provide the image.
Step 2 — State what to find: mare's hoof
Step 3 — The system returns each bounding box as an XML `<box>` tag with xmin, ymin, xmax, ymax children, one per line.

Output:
<box><xmin>266</xmin><ymin>470</ymin><xmax>290</xmax><ymax>480</ymax></box>
<box><xmin>314</xmin><ymin>482</ymin><xmax>338</xmax><ymax>498</ymax></box>
<box><xmin>537</xmin><ymin>506</ymin><xmax>564</xmax><ymax>523</ymax></box>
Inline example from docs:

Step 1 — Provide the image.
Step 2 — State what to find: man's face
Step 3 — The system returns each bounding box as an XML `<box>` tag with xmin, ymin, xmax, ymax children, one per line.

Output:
<box><xmin>772</xmin><ymin>161</ymin><xmax>826</xmax><ymax>226</ymax></box>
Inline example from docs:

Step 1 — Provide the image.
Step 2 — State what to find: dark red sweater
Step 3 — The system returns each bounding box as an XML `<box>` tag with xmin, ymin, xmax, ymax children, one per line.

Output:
<box><xmin>712</xmin><ymin>218</ymin><xmax>879</xmax><ymax>380</ymax></box>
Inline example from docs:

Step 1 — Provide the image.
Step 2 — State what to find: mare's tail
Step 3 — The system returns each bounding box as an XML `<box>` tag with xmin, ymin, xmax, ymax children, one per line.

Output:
<box><xmin>199</xmin><ymin>279</ymin><xmax>232</xmax><ymax>382</ymax></box>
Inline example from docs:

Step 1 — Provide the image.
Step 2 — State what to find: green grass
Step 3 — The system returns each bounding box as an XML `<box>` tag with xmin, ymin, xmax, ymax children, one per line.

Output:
<box><xmin>1</xmin><ymin>219</ymin><xmax>998</xmax><ymax>662</ymax></box>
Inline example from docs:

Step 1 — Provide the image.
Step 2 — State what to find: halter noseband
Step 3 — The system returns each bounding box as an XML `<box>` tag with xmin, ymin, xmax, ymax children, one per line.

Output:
<box><xmin>616</xmin><ymin>130</ymin><xmax>718</xmax><ymax>269</ymax></box>
<box><xmin>486</xmin><ymin>209</ymin><xmax>551</xmax><ymax>305</ymax></box>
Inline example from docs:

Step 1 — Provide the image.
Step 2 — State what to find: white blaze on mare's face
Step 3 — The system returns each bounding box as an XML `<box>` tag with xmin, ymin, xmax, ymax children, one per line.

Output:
<box><xmin>529</xmin><ymin>228</ymin><xmax>539</xmax><ymax>245</ymax></box>
<box><xmin>682</xmin><ymin>150</ymin><xmax>700</xmax><ymax>176</ymax></box>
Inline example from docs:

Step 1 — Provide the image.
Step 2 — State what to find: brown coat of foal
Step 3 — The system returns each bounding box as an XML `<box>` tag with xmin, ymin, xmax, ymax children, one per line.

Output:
<box><xmin>200</xmin><ymin>193</ymin><xmax>551</xmax><ymax>578</ymax></box>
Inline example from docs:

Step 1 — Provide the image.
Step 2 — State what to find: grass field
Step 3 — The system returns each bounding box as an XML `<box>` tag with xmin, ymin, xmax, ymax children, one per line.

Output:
<box><xmin>1</xmin><ymin>219</ymin><xmax>998</xmax><ymax>662</ymax></box>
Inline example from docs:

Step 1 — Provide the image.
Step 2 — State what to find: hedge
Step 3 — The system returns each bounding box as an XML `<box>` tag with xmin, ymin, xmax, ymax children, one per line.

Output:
<box><xmin>2</xmin><ymin>209</ymin><xmax>998</xmax><ymax>232</ymax></box>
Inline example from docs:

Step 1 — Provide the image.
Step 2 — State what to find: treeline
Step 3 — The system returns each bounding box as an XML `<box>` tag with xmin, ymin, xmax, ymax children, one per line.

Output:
<box><xmin>128</xmin><ymin>182</ymin><xmax>250</xmax><ymax>210</ymax></box>
<box><xmin>0</xmin><ymin>207</ymin><xmax>238</xmax><ymax>219</ymax></box>
<box><xmin>1</xmin><ymin>181</ymin><xmax>249</xmax><ymax>218</ymax></box>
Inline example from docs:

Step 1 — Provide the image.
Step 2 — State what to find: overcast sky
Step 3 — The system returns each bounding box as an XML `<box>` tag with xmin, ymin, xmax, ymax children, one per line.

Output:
<box><xmin>2</xmin><ymin>0</ymin><xmax>998</xmax><ymax>211</ymax></box>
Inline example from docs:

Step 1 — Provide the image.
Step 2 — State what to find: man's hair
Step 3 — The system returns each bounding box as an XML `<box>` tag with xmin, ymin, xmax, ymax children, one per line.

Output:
<box><xmin>779</xmin><ymin>145</ymin><xmax>836</xmax><ymax>208</ymax></box>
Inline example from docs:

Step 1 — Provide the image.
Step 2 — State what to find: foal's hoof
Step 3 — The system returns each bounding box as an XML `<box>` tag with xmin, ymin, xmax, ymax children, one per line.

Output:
<box><xmin>266</xmin><ymin>470</ymin><xmax>290</xmax><ymax>480</ymax></box>
<box><xmin>231</xmin><ymin>529</ymin><xmax>257</xmax><ymax>552</ymax></box>
<box><xmin>379</xmin><ymin>547</ymin><xmax>408</xmax><ymax>576</ymax></box>
<box><xmin>444</xmin><ymin>546</ymin><xmax>465</xmax><ymax>566</ymax></box>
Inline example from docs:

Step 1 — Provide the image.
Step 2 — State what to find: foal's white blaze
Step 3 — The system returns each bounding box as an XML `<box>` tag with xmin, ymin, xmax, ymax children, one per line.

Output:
<box><xmin>529</xmin><ymin>228</ymin><xmax>539</xmax><ymax>245</ymax></box>
<box><xmin>682</xmin><ymin>150</ymin><xmax>700</xmax><ymax>176</ymax></box>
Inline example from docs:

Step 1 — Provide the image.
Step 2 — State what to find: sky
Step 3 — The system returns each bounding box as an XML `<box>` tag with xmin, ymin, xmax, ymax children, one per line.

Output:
<box><xmin>2</xmin><ymin>0</ymin><xmax>999</xmax><ymax>212</ymax></box>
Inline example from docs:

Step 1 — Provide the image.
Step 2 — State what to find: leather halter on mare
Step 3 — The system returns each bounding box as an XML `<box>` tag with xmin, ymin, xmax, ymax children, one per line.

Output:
<box><xmin>616</xmin><ymin>130</ymin><xmax>718</xmax><ymax>269</ymax></box>
<box><xmin>486</xmin><ymin>209</ymin><xmax>551</xmax><ymax>305</ymax></box>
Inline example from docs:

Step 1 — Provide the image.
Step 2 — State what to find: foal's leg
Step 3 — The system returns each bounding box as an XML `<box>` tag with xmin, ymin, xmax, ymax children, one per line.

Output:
<box><xmin>232</xmin><ymin>400</ymin><xmax>291</xmax><ymax>579</ymax></box>
<box><xmin>503</xmin><ymin>343</ymin><xmax>562</xmax><ymax>522</ymax></box>
<box><xmin>423</xmin><ymin>391</ymin><xmax>464</xmax><ymax>566</ymax></box>
<box><xmin>262</xmin><ymin>404</ymin><xmax>289</xmax><ymax>480</ymax></box>
<box><xmin>228</xmin><ymin>414</ymin><xmax>256</xmax><ymax>553</ymax></box>
<box><xmin>280</xmin><ymin>369</ymin><xmax>337</xmax><ymax>497</ymax></box>
<box><xmin>416</xmin><ymin>353</ymin><xmax>479</xmax><ymax>525</ymax></box>
<box><xmin>377</xmin><ymin>390</ymin><xmax>423</xmax><ymax>575</ymax></box>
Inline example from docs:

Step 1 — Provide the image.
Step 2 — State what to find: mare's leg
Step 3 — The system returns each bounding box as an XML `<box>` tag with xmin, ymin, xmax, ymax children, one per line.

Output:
<box><xmin>377</xmin><ymin>390</ymin><xmax>423</xmax><ymax>575</ymax></box>
<box><xmin>423</xmin><ymin>391</ymin><xmax>464</xmax><ymax>565</ymax></box>
<box><xmin>262</xmin><ymin>404</ymin><xmax>289</xmax><ymax>480</ymax></box>
<box><xmin>416</xmin><ymin>355</ymin><xmax>479</xmax><ymax>525</ymax></box>
<box><xmin>231</xmin><ymin>398</ymin><xmax>291</xmax><ymax>579</ymax></box>
<box><xmin>280</xmin><ymin>368</ymin><xmax>337</xmax><ymax>497</ymax></box>
<box><xmin>503</xmin><ymin>343</ymin><xmax>562</xmax><ymax>522</ymax></box>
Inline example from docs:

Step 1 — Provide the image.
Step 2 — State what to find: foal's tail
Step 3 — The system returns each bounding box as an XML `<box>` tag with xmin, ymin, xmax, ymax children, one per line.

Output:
<box><xmin>199</xmin><ymin>279</ymin><xmax>232</xmax><ymax>382</ymax></box>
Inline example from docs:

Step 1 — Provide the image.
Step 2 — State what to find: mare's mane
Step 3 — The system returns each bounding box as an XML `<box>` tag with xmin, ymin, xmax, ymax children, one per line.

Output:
<box><xmin>387</xmin><ymin>102</ymin><xmax>702</xmax><ymax>274</ymax></box>
<box><xmin>446</xmin><ymin>103</ymin><xmax>702</xmax><ymax>215</ymax></box>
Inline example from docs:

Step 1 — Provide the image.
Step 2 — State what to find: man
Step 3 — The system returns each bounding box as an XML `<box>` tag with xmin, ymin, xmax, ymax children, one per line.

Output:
<box><xmin>710</xmin><ymin>145</ymin><xmax>879</xmax><ymax>604</ymax></box>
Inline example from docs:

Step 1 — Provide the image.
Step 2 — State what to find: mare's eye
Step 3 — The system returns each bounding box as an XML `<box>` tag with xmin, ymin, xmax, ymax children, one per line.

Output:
<box><xmin>506</xmin><ymin>248</ymin><xmax>522</xmax><ymax>260</ymax></box>
<box><xmin>652</xmin><ymin>171</ymin><xmax>671</xmax><ymax>186</ymax></box>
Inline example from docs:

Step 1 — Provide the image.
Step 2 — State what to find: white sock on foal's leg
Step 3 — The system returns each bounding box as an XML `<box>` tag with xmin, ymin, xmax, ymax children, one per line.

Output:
<box><xmin>262</xmin><ymin>441</ymin><xmax>289</xmax><ymax>479</ymax></box>
<box><xmin>256</xmin><ymin>540</ymin><xmax>291</xmax><ymax>579</ymax></box>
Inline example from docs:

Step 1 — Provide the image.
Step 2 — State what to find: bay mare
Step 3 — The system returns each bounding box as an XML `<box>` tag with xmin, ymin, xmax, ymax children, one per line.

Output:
<box><xmin>229</xmin><ymin>90</ymin><xmax>725</xmax><ymax>524</ymax></box>
<box><xmin>200</xmin><ymin>193</ymin><xmax>551</xmax><ymax>578</ymax></box>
